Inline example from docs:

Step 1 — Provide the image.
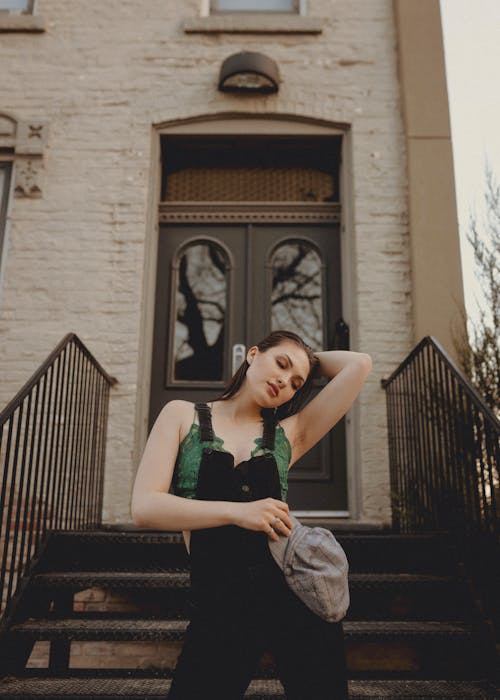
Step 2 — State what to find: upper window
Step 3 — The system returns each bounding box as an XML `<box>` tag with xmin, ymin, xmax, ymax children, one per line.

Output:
<box><xmin>0</xmin><ymin>0</ymin><xmax>35</xmax><ymax>14</ymax></box>
<box><xmin>210</xmin><ymin>0</ymin><xmax>299</xmax><ymax>14</ymax></box>
<box><xmin>0</xmin><ymin>163</ymin><xmax>12</xmax><ymax>283</ymax></box>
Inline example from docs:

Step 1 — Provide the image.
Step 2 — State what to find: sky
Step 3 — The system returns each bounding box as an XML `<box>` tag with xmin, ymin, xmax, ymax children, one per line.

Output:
<box><xmin>439</xmin><ymin>0</ymin><xmax>500</xmax><ymax>327</ymax></box>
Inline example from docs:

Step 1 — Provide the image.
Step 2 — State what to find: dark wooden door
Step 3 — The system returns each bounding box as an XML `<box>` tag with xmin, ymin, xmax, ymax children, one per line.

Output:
<box><xmin>149</xmin><ymin>223</ymin><xmax>346</xmax><ymax>511</ymax></box>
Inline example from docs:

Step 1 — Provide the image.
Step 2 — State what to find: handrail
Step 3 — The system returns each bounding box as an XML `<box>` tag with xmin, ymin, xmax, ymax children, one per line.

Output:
<box><xmin>0</xmin><ymin>333</ymin><xmax>116</xmax><ymax>424</ymax></box>
<box><xmin>0</xmin><ymin>334</ymin><xmax>116</xmax><ymax>620</ymax></box>
<box><xmin>381</xmin><ymin>335</ymin><xmax>500</xmax><ymax>433</ymax></box>
<box><xmin>381</xmin><ymin>336</ymin><xmax>499</xmax><ymax>536</ymax></box>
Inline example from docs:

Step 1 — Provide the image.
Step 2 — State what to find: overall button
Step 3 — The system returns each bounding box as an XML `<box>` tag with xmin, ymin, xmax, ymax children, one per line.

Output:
<box><xmin>241</xmin><ymin>484</ymin><xmax>251</xmax><ymax>495</ymax></box>
<box><xmin>203</xmin><ymin>447</ymin><xmax>213</xmax><ymax>455</ymax></box>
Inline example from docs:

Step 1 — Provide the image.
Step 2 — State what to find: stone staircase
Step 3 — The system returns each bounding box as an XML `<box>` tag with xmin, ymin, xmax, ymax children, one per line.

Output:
<box><xmin>0</xmin><ymin>526</ymin><xmax>499</xmax><ymax>699</ymax></box>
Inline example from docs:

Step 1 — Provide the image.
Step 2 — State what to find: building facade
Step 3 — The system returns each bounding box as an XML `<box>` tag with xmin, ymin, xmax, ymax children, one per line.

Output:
<box><xmin>0</xmin><ymin>0</ymin><xmax>465</xmax><ymax>526</ymax></box>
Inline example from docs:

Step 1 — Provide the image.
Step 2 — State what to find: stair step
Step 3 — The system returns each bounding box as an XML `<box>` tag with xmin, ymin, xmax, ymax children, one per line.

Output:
<box><xmin>345</xmin><ymin>620</ymin><xmax>482</xmax><ymax>638</ymax></box>
<box><xmin>8</xmin><ymin>618</ymin><xmax>484</xmax><ymax>642</ymax></box>
<box><xmin>29</xmin><ymin>571</ymin><xmax>474</xmax><ymax>621</ymax></box>
<box><xmin>42</xmin><ymin>530</ymin><xmax>461</xmax><ymax>575</ymax></box>
<box><xmin>50</xmin><ymin>530</ymin><xmax>451</xmax><ymax>543</ymax></box>
<box><xmin>0</xmin><ymin>676</ymin><xmax>495</xmax><ymax>698</ymax></box>
<box><xmin>32</xmin><ymin>571</ymin><xmax>457</xmax><ymax>589</ymax></box>
<box><xmin>10</xmin><ymin>618</ymin><xmax>188</xmax><ymax>641</ymax></box>
<box><xmin>33</xmin><ymin>571</ymin><xmax>191</xmax><ymax>588</ymax></box>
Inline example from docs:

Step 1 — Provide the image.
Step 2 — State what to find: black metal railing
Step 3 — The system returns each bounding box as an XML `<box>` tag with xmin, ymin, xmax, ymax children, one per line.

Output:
<box><xmin>381</xmin><ymin>336</ymin><xmax>499</xmax><ymax>536</ymax></box>
<box><xmin>0</xmin><ymin>334</ymin><xmax>116</xmax><ymax>619</ymax></box>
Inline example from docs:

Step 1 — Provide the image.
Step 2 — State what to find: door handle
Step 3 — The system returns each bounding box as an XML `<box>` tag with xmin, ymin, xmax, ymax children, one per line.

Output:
<box><xmin>333</xmin><ymin>318</ymin><xmax>350</xmax><ymax>350</ymax></box>
<box><xmin>232</xmin><ymin>344</ymin><xmax>246</xmax><ymax>375</ymax></box>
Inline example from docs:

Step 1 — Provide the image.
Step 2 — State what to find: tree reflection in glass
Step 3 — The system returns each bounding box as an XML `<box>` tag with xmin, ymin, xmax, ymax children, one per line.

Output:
<box><xmin>271</xmin><ymin>241</ymin><xmax>324</xmax><ymax>349</ymax></box>
<box><xmin>173</xmin><ymin>242</ymin><xmax>227</xmax><ymax>381</ymax></box>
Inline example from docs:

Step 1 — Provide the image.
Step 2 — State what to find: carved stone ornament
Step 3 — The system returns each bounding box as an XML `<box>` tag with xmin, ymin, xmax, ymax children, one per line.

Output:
<box><xmin>14</xmin><ymin>158</ymin><xmax>43</xmax><ymax>199</ymax></box>
<box><xmin>0</xmin><ymin>112</ymin><xmax>48</xmax><ymax>197</ymax></box>
<box><xmin>16</xmin><ymin>120</ymin><xmax>48</xmax><ymax>155</ymax></box>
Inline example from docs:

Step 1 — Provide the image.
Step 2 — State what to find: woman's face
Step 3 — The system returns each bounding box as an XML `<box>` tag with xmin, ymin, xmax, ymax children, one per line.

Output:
<box><xmin>245</xmin><ymin>340</ymin><xmax>311</xmax><ymax>408</ymax></box>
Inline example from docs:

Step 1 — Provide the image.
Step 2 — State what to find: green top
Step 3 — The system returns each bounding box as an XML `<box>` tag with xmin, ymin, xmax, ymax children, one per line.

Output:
<box><xmin>173</xmin><ymin>415</ymin><xmax>292</xmax><ymax>502</ymax></box>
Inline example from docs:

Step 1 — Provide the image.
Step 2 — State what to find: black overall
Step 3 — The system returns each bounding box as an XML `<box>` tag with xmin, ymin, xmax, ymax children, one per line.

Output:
<box><xmin>168</xmin><ymin>403</ymin><xmax>348</xmax><ymax>700</ymax></box>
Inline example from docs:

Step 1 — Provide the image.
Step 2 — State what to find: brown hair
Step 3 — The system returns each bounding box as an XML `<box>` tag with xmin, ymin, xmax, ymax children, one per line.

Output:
<box><xmin>213</xmin><ymin>330</ymin><xmax>319</xmax><ymax>421</ymax></box>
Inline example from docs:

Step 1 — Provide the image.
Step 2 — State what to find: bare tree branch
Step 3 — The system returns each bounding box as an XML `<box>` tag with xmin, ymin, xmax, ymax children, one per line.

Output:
<box><xmin>178</xmin><ymin>253</ymin><xmax>208</xmax><ymax>355</ymax></box>
<box><xmin>452</xmin><ymin>160</ymin><xmax>500</xmax><ymax>418</ymax></box>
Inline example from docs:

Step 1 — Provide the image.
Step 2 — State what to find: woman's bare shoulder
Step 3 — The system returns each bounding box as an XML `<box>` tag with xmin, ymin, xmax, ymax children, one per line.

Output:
<box><xmin>154</xmin><ymin>400</ymin><xmax>194</xmax><ymax>430</ymax></box>
<box><xmin>158</xmin><ymin>399</ymin><xmax>195</xmax><ymax>415</ymax></box>
<box><xmin>156</xmin><ymin>400</ymin><xmax>197</xmax><ymax>442</ymax></box>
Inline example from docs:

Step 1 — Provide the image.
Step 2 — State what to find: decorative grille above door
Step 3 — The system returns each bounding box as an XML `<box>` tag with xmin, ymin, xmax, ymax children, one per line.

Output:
<box><xmin>165</xmin><ymin>166</ymin><xmax>335</xmax><ymax>203</ymax></box>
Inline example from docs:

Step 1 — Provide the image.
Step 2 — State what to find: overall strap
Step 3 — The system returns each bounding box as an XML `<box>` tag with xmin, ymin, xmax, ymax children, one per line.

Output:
<box><xmin>261</xmin><ymin>409</ymin><xmax>277</xmax><ymax>452</ymax></box>
<box><xmin>194</xmin><ymin>402</ymin><xmax>214</xmax><ymax>442</ymax></box>
<box><xmin>196</xmin><ymin>402</ymin><xmax>277</xmax><ymax>451</ymax></box>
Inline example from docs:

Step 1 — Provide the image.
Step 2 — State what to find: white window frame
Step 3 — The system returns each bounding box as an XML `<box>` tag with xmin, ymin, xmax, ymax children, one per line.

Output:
<box><xmin>204</xmin><ymin>0</ymin><xmax>307</xmax><ymax>16</ymax></box>
<box><xmin>0</xmin><ymin>0</ymin><xmax>36</xmax><ymax>14</ymax></box>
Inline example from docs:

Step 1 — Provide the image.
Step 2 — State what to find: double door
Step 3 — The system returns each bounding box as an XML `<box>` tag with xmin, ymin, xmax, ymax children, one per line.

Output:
<box><xmin>149</xmin><ymin>223</ymin><xmax>346</xmax><ymax>511</ymax></box>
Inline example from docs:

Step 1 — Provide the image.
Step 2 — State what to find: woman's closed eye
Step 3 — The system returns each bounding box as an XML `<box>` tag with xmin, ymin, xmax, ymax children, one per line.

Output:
<box><xmin>276</xmin><ymin>358</ymin><xmax>300</xmax><ymax>391</ymax></box>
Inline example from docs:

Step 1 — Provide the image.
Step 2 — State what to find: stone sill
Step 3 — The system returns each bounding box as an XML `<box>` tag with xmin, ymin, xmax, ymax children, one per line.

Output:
<box><xmin>0</xmin><ymin>14</ymin><xmax>45</xmax><ymax>32</ymax></box>
<box><xmin>183</xmin><ymin>14</ymin><xmax>322</xmax><ymax>34</ymax></box>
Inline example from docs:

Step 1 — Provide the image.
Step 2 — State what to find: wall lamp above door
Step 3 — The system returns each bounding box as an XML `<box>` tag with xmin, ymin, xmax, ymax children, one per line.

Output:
<box><xmin>218</xmin><ymin>51</ymin><xmax>280</xmax><ymax>94</ymax></box>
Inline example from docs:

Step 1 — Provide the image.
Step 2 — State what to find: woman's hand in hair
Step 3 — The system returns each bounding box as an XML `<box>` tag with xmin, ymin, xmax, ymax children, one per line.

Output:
<box><xmin>229</xmin><ymin>498</ymin><xmax>293</xmax><ymax>541</ymax></box>
<box><xmin>284</xmin><ymin>350</ymin><xmax>372</xmax><ymax>468</ymax></box>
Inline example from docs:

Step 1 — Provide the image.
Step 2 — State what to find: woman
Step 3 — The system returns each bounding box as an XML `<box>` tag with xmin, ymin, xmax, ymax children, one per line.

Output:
<box><xmin>131</xmin><ymin>330</ymin><xmax>372</xmax><ymax>699</ymax></box>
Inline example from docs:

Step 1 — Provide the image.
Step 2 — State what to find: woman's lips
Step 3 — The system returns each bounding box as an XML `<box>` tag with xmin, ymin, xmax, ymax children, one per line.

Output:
<box><xmin>267</xmin><ymin>382</ymin><xmax>279</xmax><ymax>397</ymax></box>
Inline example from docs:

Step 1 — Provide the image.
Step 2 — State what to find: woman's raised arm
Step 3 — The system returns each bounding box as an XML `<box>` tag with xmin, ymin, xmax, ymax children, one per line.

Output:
<box><xmin>285</xmin><ymin>350</ymin><xmax>372</xmax><ymax>467</ymax></box>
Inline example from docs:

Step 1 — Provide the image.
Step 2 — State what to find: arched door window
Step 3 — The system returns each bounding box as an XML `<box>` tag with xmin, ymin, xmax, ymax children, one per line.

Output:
<box><xmin>270</xmin><ymin>239</ymin><xmax>325</xmax><ymax>349</ymax></box>
<box><xmin>169</xmin><ymin>240</ymin><xmax>230</xmax><ymax>383</ymax></box>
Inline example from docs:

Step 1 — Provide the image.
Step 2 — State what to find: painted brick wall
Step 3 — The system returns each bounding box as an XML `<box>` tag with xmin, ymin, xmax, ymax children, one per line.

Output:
<box><xmin>0</xmin><ymin>0</ymin><xmax>411</xmax><ymax>525</ymax></box>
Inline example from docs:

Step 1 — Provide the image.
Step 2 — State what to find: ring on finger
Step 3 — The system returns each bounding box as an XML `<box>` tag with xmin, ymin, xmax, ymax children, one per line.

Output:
<box><xmin>273</xmin><ymin>516</ymin><xmax>281</xmax><ymax>528</ymax></box>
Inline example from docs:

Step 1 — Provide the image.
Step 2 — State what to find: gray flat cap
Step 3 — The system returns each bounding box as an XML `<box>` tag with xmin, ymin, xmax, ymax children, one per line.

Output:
<box><xmin>268</xmin><ymin>514</ymin><xmax>350</xmax><ymax>622</ymax></box>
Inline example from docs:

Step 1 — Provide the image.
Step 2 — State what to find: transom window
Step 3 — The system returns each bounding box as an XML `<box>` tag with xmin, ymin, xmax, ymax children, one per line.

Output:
<box><xmin>0</xmin><ymin>0</ymin><xmax>35</xmax><ymax>14</ymax></box>
<box><xmin>210</xmin><ymin>0</ymin><xmax>299</xmax><ymax>14</ymax></box>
